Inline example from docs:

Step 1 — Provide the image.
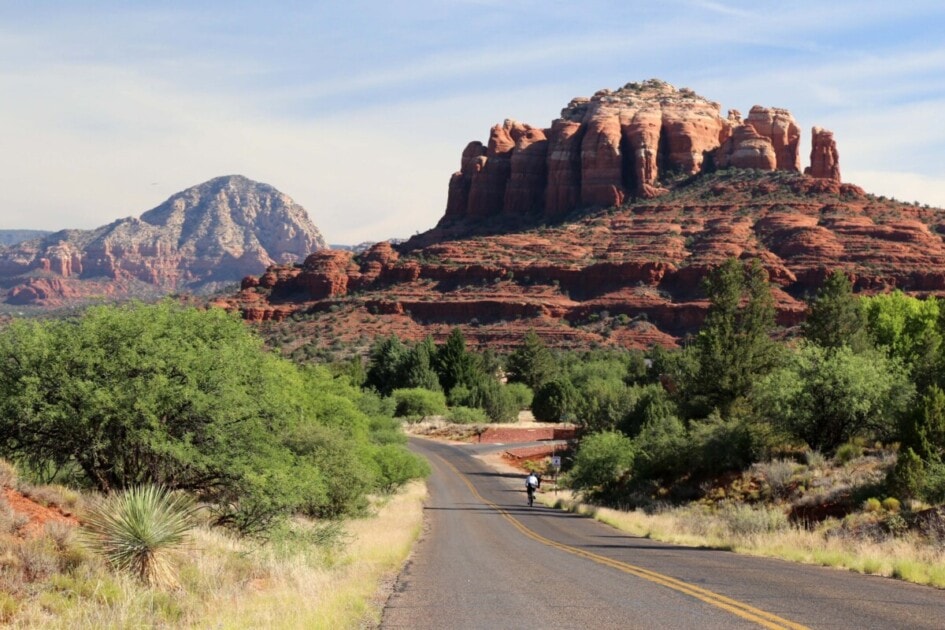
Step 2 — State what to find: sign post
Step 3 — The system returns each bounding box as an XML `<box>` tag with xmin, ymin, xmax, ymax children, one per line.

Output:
<box><xmin>550</xmin><ymin>455</ymin><xmax>561</xmax><ymax>494</ymax></box>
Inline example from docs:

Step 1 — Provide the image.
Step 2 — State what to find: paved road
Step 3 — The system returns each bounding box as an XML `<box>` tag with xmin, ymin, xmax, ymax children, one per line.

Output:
<box><xmin>380</xmin><ymin>438</ymin><xmax>945</xmax><ymax>629</ymax></box>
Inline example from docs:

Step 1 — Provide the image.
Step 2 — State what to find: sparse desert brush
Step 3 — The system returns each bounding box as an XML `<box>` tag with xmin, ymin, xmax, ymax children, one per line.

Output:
<box><xmin>23</xmin><ymin>485</ymin><xmax>81</xmax><ymax>512</ymax></box>
<box><xmin>864</xmin><ymin>497</ymin><xmax>883</xmax><ymax>512</ymax></box>
<box><xmin>82</xmin><ymin>485</ymin><xmax>198</xmax><ymax>588</ymax></box>
<box><xmin>804</xmin><ymin>450</ymin><xmax>826</xmax><ymax>469</ymax></box>
<box><xmin>0</xmin><ymin>460</ymin><xmax>16</xmax><ymax>488</ymax></box>
<box><xmin>754</xmin><ymin>459</ymin><xmax>795</xmax><ymax>498</ymax></box>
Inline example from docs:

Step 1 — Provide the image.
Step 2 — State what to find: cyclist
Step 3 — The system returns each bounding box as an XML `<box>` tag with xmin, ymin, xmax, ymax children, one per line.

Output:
<box><xmin>525</xmin><ymin>472</ymin><xmax>541</xmax><ymax>506</ymax></box>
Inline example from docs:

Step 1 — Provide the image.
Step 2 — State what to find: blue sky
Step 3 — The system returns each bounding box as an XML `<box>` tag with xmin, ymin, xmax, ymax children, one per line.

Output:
<box><xmin>2</xmin><ymin>1</ymin><xmax>944</xmax><ymax>243</ymax></box>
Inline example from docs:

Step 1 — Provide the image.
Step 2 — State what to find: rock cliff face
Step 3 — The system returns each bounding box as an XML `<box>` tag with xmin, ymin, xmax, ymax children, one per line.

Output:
<box><xmin>0</xmin><ymin>175</ymin><xmax>325</xmax><ymax>306</ymax></box>
<box><xmin>443</xmin><ymin>80</ymin><xmax>826</xmax><ymax>226</ymax></box>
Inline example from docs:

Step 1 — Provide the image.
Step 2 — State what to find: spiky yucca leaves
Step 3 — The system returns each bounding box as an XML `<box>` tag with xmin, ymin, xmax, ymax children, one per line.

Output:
<box><xmin>82</xmin><ymin>485</ymin><xmax>197</xmax><ymax>588</ymax></box>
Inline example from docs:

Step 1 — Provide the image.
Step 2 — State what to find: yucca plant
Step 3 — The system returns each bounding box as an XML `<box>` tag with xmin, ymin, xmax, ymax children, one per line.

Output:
<box><xmin>82</xmin><ymin>485</ymin><xmax>197</xmax><ymax>588</ymax></box>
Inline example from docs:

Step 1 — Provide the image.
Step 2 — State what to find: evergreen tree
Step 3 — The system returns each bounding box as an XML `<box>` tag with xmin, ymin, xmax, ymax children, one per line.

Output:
<box><xmin>803</xmin><ymin>269</ymin><xmax>870</xmax><ymax>352</ymax></box>
<box><xmin>900</xmin><ymin>385</ymin><xmax>945</xmax><ymax>462</ymax></box>
<box><xmin>505</xmin><ymin>330</ymin><xmax>557</xmax><ymax>391</ymax></box>
<box><xmin>365</xmin><ymin>335</ymin><xmax>408</xmax><ymax>396</ymax></box>
<box><xmin>434</xmin><ymin>328</ymin><xmax>478</xmax><ymax>393</ymax></box>
<box><xmin>398</xmin><ymin>337</ymin><xmax>442</xmax><ymax>391</ymax></box>
<box><xmin>688</xmin><ymin>258</ymin><xmax>780</xmax><ymax>417</ymax></box>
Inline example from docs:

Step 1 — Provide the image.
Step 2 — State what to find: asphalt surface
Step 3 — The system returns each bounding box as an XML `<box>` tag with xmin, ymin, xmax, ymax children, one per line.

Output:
<box><xmin>380</xmin><ymin>437</ymin><xmax>945</xmax><ymax>629</ymax></box>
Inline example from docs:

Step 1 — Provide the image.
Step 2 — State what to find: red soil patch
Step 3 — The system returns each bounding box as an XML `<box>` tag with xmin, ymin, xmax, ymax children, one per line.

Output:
<box><xmin>4</xmin><ymin>488</ymin><xmax>79</xmax><ymax>537</ymax></box>
<box><xmin>477</xmin><ymin>426</ymin><xmax>577</xmax><ymax>444</ymax></box>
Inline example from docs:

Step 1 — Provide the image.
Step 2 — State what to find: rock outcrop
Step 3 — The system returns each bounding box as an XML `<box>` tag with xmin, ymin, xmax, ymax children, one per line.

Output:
<box><xmin>807</xmin><ymin>127</ymin><xmax>841</xmax><ymax>182</ymax></box>
<box><xmin>442</xmin><ymin>80</ymin><xmax>835</xmax><ymax>226</ymax></box>
<box><xmin>0</xmin><ymin>175</ymin><xmax>326</xmax><ymax>306</ymax></box>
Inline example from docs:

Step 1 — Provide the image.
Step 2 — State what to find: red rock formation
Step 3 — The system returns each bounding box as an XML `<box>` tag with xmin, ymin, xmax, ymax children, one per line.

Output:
<box><xmin>467</xmin><ymin>123</ymin><xmax>516</xmax><ymax>219</ymax></box>
<box><xmin>443</xmin><ymin>80</ymin><xmax>821</xmax><ymax>223</ymax></box>
<box><xmin>744</xmin><ymin>106</ymin><xmax>801</xmax><ymax>171</ymax></box>
<box><xmin>717</xmin><ymin>123</ymin><xmax>777</xmax><ymax>170</ymax></box>
<box><xmin>504</xmin><ymin>126</ymin><xmax>548</xmax><ymax>215</ymax></box>
<box><xmin>808</xmin><ymin>127</ymin><xmax>841</xmax><ymax>182</ymax></box>
<box><xmin>580</xmin><ymin>107</ymin><xmax>626</xmax><ymax>208</ymax></box>
<box><xmin>544</xmin><ymin>120</ymin><xmax>584</xmax><ymax>220</ymax></box>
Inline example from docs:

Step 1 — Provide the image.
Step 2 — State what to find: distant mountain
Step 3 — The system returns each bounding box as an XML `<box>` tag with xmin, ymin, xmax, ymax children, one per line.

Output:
<box><xmin>0</xmin><ymin>230</ymin><xmax>51</xmax><ymax>247</ymax></box>
<box><xmin>0</xmin><ymin>175</ymin><xmax>326</xmax><ymax>306</ymax></box>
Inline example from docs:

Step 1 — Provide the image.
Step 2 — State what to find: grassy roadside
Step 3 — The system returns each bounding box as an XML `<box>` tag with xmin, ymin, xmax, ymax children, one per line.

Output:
<box><xmin>537</xmin><ymin>489</ymin><xmax>945</xmax><ymax>589</ymax></box>
<box><xmin>1</xmin><ymin>480</ymin><xmax>427</xmax><ymax>628</ymax></box>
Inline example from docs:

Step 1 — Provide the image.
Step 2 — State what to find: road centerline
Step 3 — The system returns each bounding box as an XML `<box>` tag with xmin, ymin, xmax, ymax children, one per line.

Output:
<box><xmin>435</xmin><ymin>453</ymin><xmax>809</xmax><ymax>630</ymax></box>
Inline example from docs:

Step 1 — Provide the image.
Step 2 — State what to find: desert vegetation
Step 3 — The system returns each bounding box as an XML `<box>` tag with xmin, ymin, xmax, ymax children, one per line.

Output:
<box><xmin>0</xmin><ymin>301</ymin><xmax>428</xmax><ymax>626</ymax></box>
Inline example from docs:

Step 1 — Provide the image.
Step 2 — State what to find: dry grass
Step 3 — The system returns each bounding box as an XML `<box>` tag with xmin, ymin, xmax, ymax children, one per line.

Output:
<box><xmin>539</xmin><ymin>490</ymin><xmax>945</xmax><ymax>589</ymax></box>
<box><xmin>197</xmin><ymin>480</ymin><xmax>427</xmax><ymax>629</ymax></box>
<box><xmin>2</xmin><ymin>481</ymin><xmax>427</xmax><ymax>628</ymax></box>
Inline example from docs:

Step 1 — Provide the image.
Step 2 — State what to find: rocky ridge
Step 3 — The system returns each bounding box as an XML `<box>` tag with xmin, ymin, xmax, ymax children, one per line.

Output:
<box><xmin>0</xmin><ymin>175</ymin><xmax>326</xmax><ymax>306</ymax></box>
<box><xmin>219</xmin><ymin>82</ymin><xmax>904</xmax><ymax>351</ymax></box>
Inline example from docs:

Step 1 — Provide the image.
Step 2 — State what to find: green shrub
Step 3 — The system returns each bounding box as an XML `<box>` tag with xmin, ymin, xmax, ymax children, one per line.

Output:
<box><xmin>631</xmin><ymin>413</ymin><xmax>689</xmax><ymax>481</ymax></box>
<box><xmin>882</xmin><ymin>497</ymin><xmax>901</xmax><ymax>513</ymax></box>
<box><xmin>863</xmin><ymin>497</ymin><xmax>882</xmax><ymax>513</ymax></box>
<box><xmin>505</xmin><ymin>382</ymin><xmax>534</xmax><ymax>410</ymax></box>
<box><xmin>889</xmin><ymin>447</ymin><xmax>927</xmax><ymax>500</ymax></box>
<box><xmin>532</xmin><ymin>379</ymin><xmax>577</xmax><ymax>422</ymax></box>
<box><xmin>392</xmin><ymin>388</ymin><xmax>447</xmax><ymax>418</ymax></box>
<box><xmin>448</xmin><ymin>406</ymin><xmax>489</xmax><ymax>424</ymax></box>
<box><xmin>372</xmin><ymin>444</ymin><xmax>430</xmax><ymax>493</ymax></box>
<box><xmin>82</xmin><ymin>485</ymin><xmax>198</xmax><ymax>588</ymax></box>
<box><xmin>566</xmin><ymin>432</ymin><xmax>634</xmax><ymax>495</ymax></box>
<box><xmin>835</xmin><ymin>442</ymin><xmax>863</xmax><ymax>464</ymax></box>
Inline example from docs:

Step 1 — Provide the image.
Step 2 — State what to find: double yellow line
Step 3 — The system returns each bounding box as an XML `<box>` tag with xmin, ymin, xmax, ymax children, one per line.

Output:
<box><xmin>436</xmin><ymin>454</ymin><xmax>808</xmax><ymax>630</ymax></box>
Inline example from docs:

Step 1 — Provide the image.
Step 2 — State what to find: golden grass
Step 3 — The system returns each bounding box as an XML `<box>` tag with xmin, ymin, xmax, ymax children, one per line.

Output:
<box><xmin>3</xmin><ymin>481</ymin><xmax>427</xmax><ymax>629</ymax></box>
<box><xmin>538</xmin><ymin>490</ymin><xmax>945</xmax><ymax>589</ymax></box>
<box><xmin>194</xmin><ymin>480</ymin><xmax>427</xmax><ymax>629</ymax></box>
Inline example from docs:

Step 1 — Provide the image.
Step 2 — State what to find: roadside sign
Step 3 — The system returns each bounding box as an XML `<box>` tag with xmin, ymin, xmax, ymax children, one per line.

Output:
<box><xmin>551</xmin><ymin>456</ymin><xmax>561</xmax><ymax>469</ymax></box>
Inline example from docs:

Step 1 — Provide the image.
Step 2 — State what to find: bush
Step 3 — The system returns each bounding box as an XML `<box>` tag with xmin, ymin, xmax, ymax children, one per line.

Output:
<box><xmin>835</xmin><ymin>442</ymin><xmax>863</xmax><ymax>465</ymax></box>
<box><xmin>532</xmin><ymin>379</ymin><xmax>577</xmax><ymax>422</ymax></box>
<box><xmin>392</xmin><ymin>388</ymin><xmax>448</xmax><ymax>418</ymax></box>
<box><xmin>82</xmin><ymin>485</ymin><xmax>197</xmax><ymax>588</ymax></box>
<box><xmin>566</xmin><ymin>432</ymin><xmax>634</xmax><ymax>495</ymax></box>
<box><xmin>372</xmin><ymin>445</ymin><xmax>430</xmax><ymax>494</ymax></box>
<box><xmin>631</xmin><ymin>413</ymin><xmax>689</xmax><ymax>481</ymax></box>
<box><xmin>505</xmin><ymin>382</ymin><xmax>534</xmax><ymax>411</ymax></box>
<box><xmin>754</xmin><ymin>459</ymin><xmax>795</xmax><ymax>498</ymax></box>
<box><xmin>882</xmin><ymin>497</ymin><xmax>901</xmax><ymax>513</ymax></box>
<box><xmin>448</xmin><ymin>406</ymin><xmax>490</xmax><ymax>424</ymax></box>
<box><xmin>863</xmin><ymin>497</ymin><xmax>882</xmax><ymax>513</ymax></box>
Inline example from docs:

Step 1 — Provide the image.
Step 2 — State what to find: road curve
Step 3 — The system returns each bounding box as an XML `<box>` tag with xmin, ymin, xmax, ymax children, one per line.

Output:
<box><xmin>380</xmin><ymin>438</ymin><xmax>945</xmax><ymax>629</ymax></box>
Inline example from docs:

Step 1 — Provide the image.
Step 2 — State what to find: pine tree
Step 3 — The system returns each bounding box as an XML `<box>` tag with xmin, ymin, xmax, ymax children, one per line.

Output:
<box><xmin>434</xmin><ymin>328</ymin><xmax>478</xmax><ymax>393</ymax></box>
<box><xmin>505</xmin><ymin>330</ymin><xmax>557</xmax><ymax>391</ymax></box>
<box><xmin>688</xmin><ymin>258</ymin><xmax>780</xmax><ymax>417</ymax></box>
<box><xmin>803</xmin><ymin>269</ymin><xmax>870</xmax><ymax>351</ymax></box>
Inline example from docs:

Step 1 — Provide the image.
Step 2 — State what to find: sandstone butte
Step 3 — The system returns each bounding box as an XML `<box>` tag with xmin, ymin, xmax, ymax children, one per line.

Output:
<box><xmin>0</xmin><ymin>175</ymin><xmax>326</xmax><ymax>307</ymax></box>
<box><xmin>212</xmin><ymin>80</ymin><xmax>940</xmax><ymax>351</ymax></box>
